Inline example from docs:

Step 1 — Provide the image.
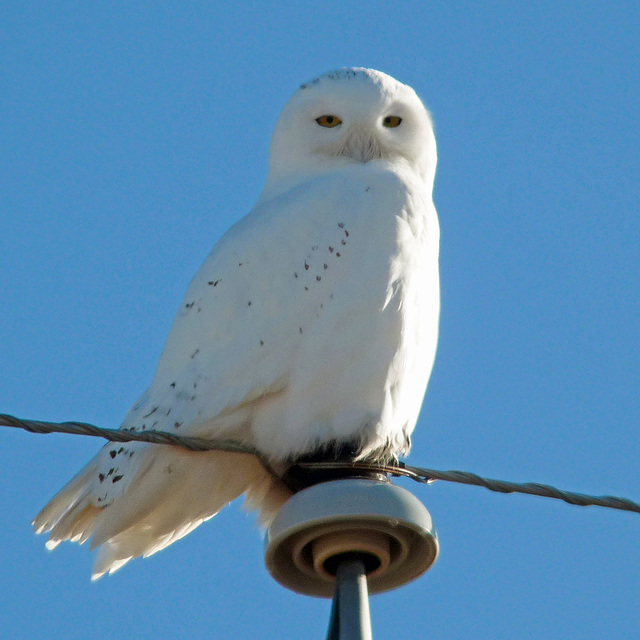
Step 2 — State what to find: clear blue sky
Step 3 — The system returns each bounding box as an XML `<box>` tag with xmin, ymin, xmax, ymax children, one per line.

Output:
<box><xmin>2</xmin><ymin>2</ymin><xmax>638</xmax><ymax>638</ymax></box>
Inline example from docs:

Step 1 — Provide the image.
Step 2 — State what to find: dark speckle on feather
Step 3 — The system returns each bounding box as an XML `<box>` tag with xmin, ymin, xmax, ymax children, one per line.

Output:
<box><xmin>109</xmin><ymin>450</ymin><xmax>116</xmax><ymax>459</ymax></box>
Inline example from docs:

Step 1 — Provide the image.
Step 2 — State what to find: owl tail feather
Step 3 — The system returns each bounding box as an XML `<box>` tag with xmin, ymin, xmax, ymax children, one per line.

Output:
<box><xmin>33</xmin><ymin>446</ymin><xmax>291</xmax><ymax>579</ymax></box>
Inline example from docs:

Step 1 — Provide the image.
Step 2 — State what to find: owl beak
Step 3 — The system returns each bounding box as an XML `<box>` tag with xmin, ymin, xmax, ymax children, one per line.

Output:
<box><xmin>339</xmin><ymin>127</ymin><xmax>384</xmax><ymax>163</ymax></box>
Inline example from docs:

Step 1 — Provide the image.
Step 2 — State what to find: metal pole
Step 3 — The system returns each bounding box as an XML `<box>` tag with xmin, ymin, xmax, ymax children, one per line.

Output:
<box><xmin>326</xmin><ymin>556</ymin><xmax>373</xmax><ymax>640</ymax></box>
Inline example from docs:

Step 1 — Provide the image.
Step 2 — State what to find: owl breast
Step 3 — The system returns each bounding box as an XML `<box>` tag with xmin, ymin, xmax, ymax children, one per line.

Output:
<box><xmin>245</xmin><ymin>162</ymin><xmax>440</xmax><ymax>460</ymax></box>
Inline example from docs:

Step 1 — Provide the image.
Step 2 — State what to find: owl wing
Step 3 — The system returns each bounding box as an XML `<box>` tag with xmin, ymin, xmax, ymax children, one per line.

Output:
<box><xmin>121</xmin><ymin>167</ymin><xmax>414</xmax><ymax>441</ymax></box>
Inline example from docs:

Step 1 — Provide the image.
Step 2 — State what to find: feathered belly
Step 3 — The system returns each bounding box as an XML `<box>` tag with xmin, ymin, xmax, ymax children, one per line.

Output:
<box><xmin>249</xmin><ymin>232</ymin><xmax>439</xmax><ymax>461</ymax></box>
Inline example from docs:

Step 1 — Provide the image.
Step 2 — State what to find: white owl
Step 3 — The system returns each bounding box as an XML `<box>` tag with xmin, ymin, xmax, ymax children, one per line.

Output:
<box><xmin>33</xmin><ymin>68</ymin><xmax>440</xmax><ymax>579</ymax></box>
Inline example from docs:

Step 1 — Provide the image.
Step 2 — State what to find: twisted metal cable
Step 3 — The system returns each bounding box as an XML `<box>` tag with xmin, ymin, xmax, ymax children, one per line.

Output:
<box><xmin>0</xmin><ymin>413</ymin><xmax>262</xmax><ymax>454</ymax></box>
<box><xmin>0</xmin><ymin>413</ymin><xmax>285</xmax><ymax>481</ymax></box>
<box><xmin>2</xmin><ymin>412</ymin><xmax>638</xmax><ymax>515</ymax></box>
<box><xmin>299</xmin><ymin>461</ymin><xmax>640</xmax><ymax>513</ymax></box>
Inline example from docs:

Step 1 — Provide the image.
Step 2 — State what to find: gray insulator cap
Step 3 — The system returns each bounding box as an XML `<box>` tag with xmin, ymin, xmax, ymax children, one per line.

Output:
<box><xmin>264</xmin><ymin>478</ymin><xmax>438</xmax><ymax>597</ymax></box>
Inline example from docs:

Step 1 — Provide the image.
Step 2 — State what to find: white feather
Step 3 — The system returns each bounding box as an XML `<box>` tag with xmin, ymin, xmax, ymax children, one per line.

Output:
<box><xmin>33</xmin><ymin>68</ymin><xmax>440</xmax><ymax>577</ymax></box>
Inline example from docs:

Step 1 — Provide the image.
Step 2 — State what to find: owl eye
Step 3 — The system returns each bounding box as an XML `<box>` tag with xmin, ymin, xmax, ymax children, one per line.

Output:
<box><xmin>382</xmin><ymin>115</ymin><xmax>402</xmax><ymax>128</ymax></box>
<box><xmin>316</xmin><ymin>115</ymin><xmax>342</xmax><ymax>128</ymax></box>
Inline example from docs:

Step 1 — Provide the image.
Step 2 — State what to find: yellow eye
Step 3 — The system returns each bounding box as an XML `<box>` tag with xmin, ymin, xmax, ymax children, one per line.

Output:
<box><xmin>315</xmin><ymin>115</ymin><xmax>342</xmax><ymax>128</ymax></box>
<box><xmin>383</xmin><ymin>115</ymin><xmax>402</xmax><ymax>128</ymax></box>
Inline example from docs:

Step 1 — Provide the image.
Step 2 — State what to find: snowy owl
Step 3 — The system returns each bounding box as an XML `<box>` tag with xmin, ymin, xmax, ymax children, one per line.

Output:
<box><xmin>33</xmin><ymin>68</ymin><xmax>440</xmax><ymax>579</ymax></box>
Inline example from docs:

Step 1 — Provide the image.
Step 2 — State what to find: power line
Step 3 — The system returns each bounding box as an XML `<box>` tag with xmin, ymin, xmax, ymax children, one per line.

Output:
<box><xmin>300</xmin><ymin>461</ymin><xmax>640</xmax><ymax>514</ymax></box>
<box><xmin>2</xmin><ymin>412</ymin><xmax>638</xmax><ymax>515</ymax></box>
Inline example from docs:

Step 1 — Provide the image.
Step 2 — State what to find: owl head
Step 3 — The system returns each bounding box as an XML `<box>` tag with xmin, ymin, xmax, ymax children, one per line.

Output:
<box><xmin>266</xmin><ymin>68</ymin><xmax>437</xmax><ymax>191</ymax></box>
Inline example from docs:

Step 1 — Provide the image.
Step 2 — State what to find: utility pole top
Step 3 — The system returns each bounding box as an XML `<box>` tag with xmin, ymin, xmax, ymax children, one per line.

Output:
<box><xmin>264</xmin><ymin>478</ymin><xmax>438</xmax><ymax>598</ymax></box>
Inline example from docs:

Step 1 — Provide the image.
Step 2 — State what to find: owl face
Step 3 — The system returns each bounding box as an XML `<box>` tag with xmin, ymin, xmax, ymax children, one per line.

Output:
<box><xmin>266</xmin><ymin>68</ymin><xmax>437</xmax><ymax>189</ymax></box>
